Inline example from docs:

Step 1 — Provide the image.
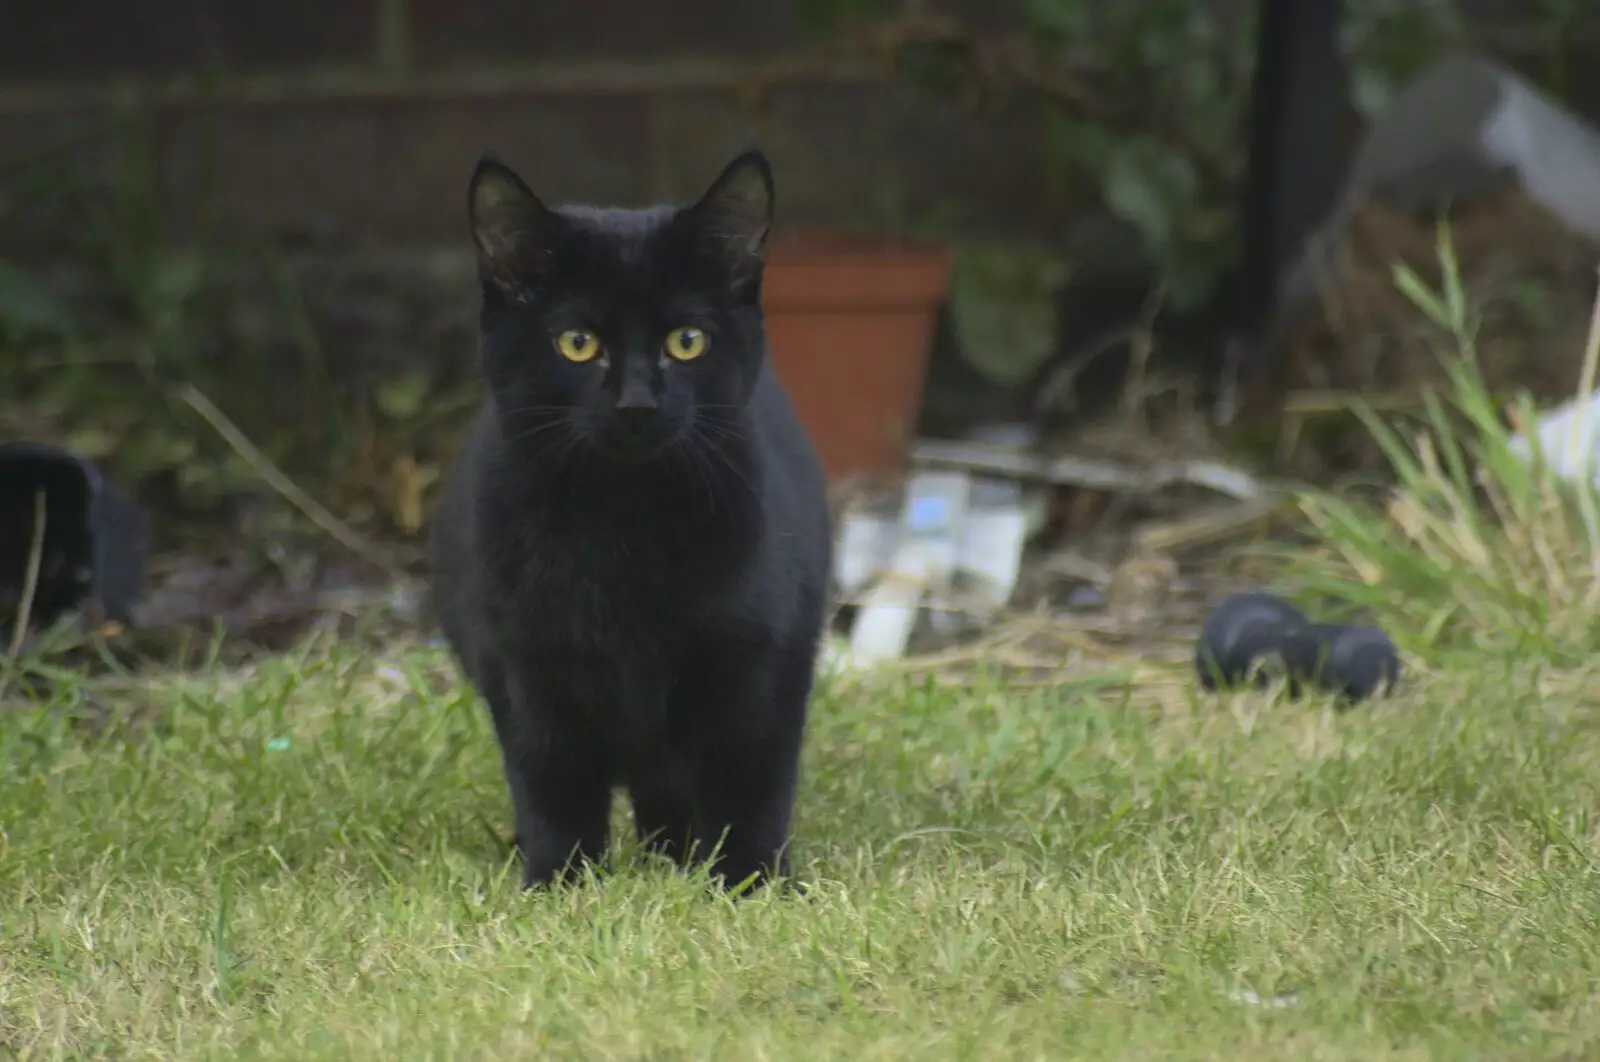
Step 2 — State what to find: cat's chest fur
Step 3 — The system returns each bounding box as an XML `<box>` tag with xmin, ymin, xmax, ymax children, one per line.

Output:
<box><xmin>461</xmin><ymin>421</ymin><xmax>782</xmax><ymax>731</ymax></box>
<box><xmin>479</xmin><ymin>463</ymin><xmax>761</xmax><ymax>648</ymax></box>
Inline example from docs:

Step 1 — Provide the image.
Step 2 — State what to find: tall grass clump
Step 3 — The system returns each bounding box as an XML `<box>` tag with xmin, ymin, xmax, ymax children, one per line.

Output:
<box><xmin>1292</xmin><ymin>223</ymin><xmax>1600</xmax><ymax>667</ymax></box>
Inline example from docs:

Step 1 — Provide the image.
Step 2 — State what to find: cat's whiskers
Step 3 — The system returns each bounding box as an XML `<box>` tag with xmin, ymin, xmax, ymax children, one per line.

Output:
<box><xmin>667</xmin><ymin>432</ymin><xmax>722</xmax><ymax>516</ymax></box>
<box><xmin>683</xmin><ymin>421</ymin><xmax>760</xmax><ymax>506</ymax></box>
<box><xmin>503</xmin><ymin>414</ymin><xmax>579</xmax><ymax>448</ymax></box>
<box><xmin>692</xmin><ymin>416</ymin><xmax>752</xmax><ymax>446</ymax></box>
<box><xmin>689</xmin><ymin>418</ymin><xmax>757</xmax><ymax>468</ymax></box>
<box><xmin>498</xmin><ymin>403</ymin><xmax>576</xmax><ymax>418</ymax></box>
<box><xmin>550</xmin><ymin>433</ymin><xmax>598</xmax><ymax>503</ymax></box>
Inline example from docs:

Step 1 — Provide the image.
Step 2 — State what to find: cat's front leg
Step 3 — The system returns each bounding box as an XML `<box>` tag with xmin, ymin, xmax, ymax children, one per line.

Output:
<box><xmin>683</xmin><ymin>651</ymin><xmax>813</xmax><ymax>892</ymax></box>
<box><xmin>627</xmin><ymin>756</ymin><xmax>698</xmax><ymax>865</ymax></box>
<box><xmin>500</xmin><ymin>674</ymin><xmax>614</xmax><ymax>888</ymax></box>
<box><xmin>693</xmin><ymin>733</ymin><xmax>801</xmax><ymax>890</ymax></box>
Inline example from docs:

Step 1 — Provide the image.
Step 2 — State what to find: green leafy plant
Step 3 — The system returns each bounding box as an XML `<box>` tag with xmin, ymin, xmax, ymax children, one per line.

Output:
<box><xmin>1021</xmin><ymin>0</ymin><xmax>1470</xmax><ymax>309</ymax></box>
<box><xmin>0</xmin><ymin>118</ymin><xmax>385</xmax><ymax>519</ymax></box>
<box><xmin>798</xmin><ymin>1</ymin><xmax>1478</xmax><ymax>311</ymax></box>
<box><xmin>1291</xmin><ymin>220</ymin><xmax>1600</xmax><ymax>667</ymax></box>
<box><xmin>0</xmin><ymin>257</ymin><xmax>74</xmax><ymax>344</ymax></box>
<box><xmin>0</xmin><ymin>122</ymin><xmax>243</xmax><ymax>495</ymax></box>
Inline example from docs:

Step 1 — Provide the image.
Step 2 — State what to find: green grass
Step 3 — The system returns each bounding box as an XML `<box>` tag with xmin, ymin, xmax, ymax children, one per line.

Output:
<box><xmin>6</xmin><ymin>224</ymin><xmax>1600</xmax><ymax>1059</ymax></box>
<box><xmin>3</xmin><ymin>639</ymin><xmax>1599</xmax><ymax>1060</ymax></box>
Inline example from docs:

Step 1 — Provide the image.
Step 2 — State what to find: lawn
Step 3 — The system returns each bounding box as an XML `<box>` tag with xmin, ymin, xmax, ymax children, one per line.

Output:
<box><xmin>6</xmin><ymin>255</ymin><xmax>1600</xmax><ymax>1059</ymax></box>
<box><xmin>3</xmin><ymin>635</ymin><xmax>1598</xmax><ymax>1060</ymax></box>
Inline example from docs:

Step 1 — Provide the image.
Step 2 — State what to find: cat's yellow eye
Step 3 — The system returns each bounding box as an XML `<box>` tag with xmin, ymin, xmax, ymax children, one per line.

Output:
<box><xmin>664</xmin><ymin>326</ymin><xmax>708</xmax><ymax>362</ymax></box>
<box><xmin>555</xmin><ymin>329</ymin><xmax>602</xmax><ymax>363</ymax></box>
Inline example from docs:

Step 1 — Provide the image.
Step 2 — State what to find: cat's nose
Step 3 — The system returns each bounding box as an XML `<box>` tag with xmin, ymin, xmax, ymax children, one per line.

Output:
<box><xmin>615</xmin><ymin>403</ymin><xmax>658</xmax><ymax>437</ymax></box>
<box><xmin>615</xmin><ymin>373</ymin><xmax>660</xmax><ymax>437</ymax></box>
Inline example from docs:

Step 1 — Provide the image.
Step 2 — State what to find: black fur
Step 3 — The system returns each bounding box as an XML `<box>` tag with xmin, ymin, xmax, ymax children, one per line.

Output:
<box><xmin>428</xmin><ymin>150</ymin><xmax>832</xmax><ymax>892</ymax></box>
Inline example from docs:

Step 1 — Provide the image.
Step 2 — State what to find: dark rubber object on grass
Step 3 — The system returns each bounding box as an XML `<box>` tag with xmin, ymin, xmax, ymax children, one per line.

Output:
<box><xmin>1195</xmin><ymin>591</ymin><xmax>1400</xmax><ymax>702</ymax></box>
<box><xmin>0</xmin><ymin>442</ymin><xmax>147</xmax><ymax>633</ymax></box>
<box><xmin>1195</xmin><ymin>592</ymin><xmax>1307</xmax><ymax>690</ymax></box>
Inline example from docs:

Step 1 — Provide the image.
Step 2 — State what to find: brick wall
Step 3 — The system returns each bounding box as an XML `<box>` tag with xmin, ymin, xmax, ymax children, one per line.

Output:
<box><xmin>0</xmin><ymin>1</ymin><xmax>1064</xmax><ymax>395</ymax></box>
<box><xmin>0</xmin><ymin>0</ymin><xmax>1055</xmax><ymax>250</ymax></box>
<box><xmin>2</xmin><ymin>1</ymin><xmax>1592</xmax><ymax>400</ymax></box>
<box><xmin>3</xmin><ymin>1</ymin><xmax>1593</xmax><ymax>251</ymax></box>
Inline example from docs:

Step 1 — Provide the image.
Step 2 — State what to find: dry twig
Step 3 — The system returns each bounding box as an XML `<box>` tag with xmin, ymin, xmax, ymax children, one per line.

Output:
<box><xmin>7</xmin><ymin>489</ymin><xmax>46</xmax><ymax>659</ymax></box>
<box><xmin>176</xmin><ymin>384</ymin><xmax>411</xmax><ymax>582</ymax></box>
<box><xmin>0</xmin><ymin>489</ymin><xmax>48</xmax><ymax>702</ymax></box>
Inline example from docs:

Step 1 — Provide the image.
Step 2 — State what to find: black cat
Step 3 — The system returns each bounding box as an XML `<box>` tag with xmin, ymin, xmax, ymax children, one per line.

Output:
<box><xmin>428</xmin><ymin>149</ymin><xmax>833</xmax><ymax>892</ymax></box>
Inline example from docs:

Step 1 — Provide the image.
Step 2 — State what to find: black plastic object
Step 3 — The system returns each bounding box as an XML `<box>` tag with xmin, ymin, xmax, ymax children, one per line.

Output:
<box><xmin>1195</xmin><ymin>592</ymin><xmax>1307</xmax><ymax>689</ymax></box>
<box><xmin>0</xmin><ymin>442</ymin><xmax>147</xmax><ymax>633</ymax></box>
<box><xmin>1195</xmin><ymin>591</ymin><xmax>1400</xmax><ymax>702</ymax></box>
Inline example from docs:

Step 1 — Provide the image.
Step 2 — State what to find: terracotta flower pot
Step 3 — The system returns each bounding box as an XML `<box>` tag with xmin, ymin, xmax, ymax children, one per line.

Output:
<box><xmin>762</xmin><ymin>231</ymin><xmax>952</xmax><ymax>485</ymax></box>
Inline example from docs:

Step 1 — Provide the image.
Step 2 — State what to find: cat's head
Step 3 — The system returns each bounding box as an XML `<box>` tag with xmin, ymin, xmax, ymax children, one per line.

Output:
<box><xmin>467</xmin><ymin>150</ymin><xmax>774</xmax><ymax>460</ymax></box>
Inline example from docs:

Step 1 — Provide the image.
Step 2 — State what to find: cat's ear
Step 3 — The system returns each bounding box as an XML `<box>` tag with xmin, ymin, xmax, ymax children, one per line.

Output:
<box><xmin>689</xmin><ymin>150</ymin><xmax>774</xmax><ymax>293</ymax></box>
<box><xmin>468</xmin><ymin>155</ymin><xmax>561</xmax><ymax>295</ymax></box>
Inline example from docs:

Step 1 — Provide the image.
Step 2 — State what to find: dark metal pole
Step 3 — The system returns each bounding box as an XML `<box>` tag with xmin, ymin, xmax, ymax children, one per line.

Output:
<box><xmin>1217</xmin><ymin>0</ymin><xmax>1350</xmax><ymax>422</ymax></box>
